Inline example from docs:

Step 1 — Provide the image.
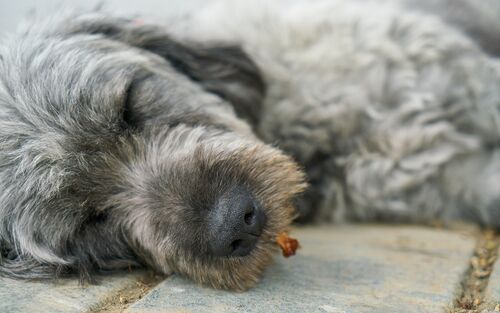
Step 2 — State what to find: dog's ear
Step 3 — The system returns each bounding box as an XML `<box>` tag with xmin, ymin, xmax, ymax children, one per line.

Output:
<box><xmin>65</xmin><ymin>15</ymin><xmax>265</xmax><ymax>124</ymax></box>
<box><xmin>142</xmin><ymin>41</ymin><xmax>266</xmax><ymax>125</ymax></box>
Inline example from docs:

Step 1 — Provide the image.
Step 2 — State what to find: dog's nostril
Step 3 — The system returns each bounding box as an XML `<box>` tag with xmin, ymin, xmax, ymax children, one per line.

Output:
<box><xmin>244</xmin><ymin>211</ymin><xmax>254</xmax><ymax>225</ymax></box>
<box><xmin>231</xmin><ymin>239</ymin><xmax>243</xmax><ymax>252</ymax></box>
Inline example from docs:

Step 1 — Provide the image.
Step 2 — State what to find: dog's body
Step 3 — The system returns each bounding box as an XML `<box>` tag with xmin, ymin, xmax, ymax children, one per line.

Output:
<box><xmin>176</xmin><ymin>0</ymin><xmax>500</xmax><ymax>226</ymax></box>
<box><xmin>0</xmin><ymin>0</ymin><xmax>499</xmax><ymax>289</ymax></box>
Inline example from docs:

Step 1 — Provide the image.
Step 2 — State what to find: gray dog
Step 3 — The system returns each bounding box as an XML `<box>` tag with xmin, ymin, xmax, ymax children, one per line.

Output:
<box><xmin>0</xmin><ymin>0</ymin><xmax>500</xmax><ymax>290</ymax></box>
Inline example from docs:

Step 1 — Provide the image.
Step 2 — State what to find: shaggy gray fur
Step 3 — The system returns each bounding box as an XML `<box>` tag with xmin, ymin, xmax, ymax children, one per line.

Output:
<box><xmin>0</xmin><ymin>0</ymin><xmax>499</xmax><ymax>290</ymax></box>
<box><xmin>0</xmin><ymin>13</ymin><xmax>305</xmax><ymax>290</ymax></box>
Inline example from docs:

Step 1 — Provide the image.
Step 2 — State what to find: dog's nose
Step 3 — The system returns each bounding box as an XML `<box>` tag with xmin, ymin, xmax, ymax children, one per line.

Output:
<box><xmin>208</xmin><ymin>187</ymin><xmax>266</xmax><ymax>257</ymax></box>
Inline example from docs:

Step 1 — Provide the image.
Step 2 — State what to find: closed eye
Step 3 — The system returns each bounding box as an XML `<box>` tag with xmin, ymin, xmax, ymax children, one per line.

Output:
<box><xmin>120</xmin><ymin>79</ymin><xmax>136</xmax><ymax>130</ymax></box>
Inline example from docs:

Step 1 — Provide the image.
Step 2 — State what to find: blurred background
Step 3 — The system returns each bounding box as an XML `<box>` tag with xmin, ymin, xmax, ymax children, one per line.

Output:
<box><xmin>0</xmin><ymin>0</ymin><xmax>208</xmax><ymax>36</ymax></box>
<box><xmin>3</xmin><ymin>0</ymin><xmax>500</xmax><ymax>55</ymax></box>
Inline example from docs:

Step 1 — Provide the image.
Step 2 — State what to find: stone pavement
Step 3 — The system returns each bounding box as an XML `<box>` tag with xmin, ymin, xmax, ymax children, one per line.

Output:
<box><xmin>0</xmin><ymin>271</ymin><xmax>146</xmax><ymax>313</ymax></box>
<box><xmin>0</xmin><ymin>225</ymin><xmax>497</xmax><ymax>313</ymax></box>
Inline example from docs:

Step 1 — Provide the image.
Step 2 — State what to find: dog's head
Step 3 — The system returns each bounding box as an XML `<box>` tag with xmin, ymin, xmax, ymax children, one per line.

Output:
<box><xmin>0</xmin><ymin>13</ymin><xmax>305</xmax><ymax>290</ymax></box>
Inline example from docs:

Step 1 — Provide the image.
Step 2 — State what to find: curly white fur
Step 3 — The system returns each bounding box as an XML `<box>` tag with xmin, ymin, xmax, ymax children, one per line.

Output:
<box><xmin>174</xmin><ymin>0</ymin><xmax>500</xmax><ymax>226</ymax></box>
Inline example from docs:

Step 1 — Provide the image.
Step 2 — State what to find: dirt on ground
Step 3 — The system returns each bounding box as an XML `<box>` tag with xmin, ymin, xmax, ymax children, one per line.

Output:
<box><xmin>452</xmin><ymin>230</ymin><xmax>500</xmax><ymax>313</ymax></box>
<box><xmin>87</xmin><ymin>271</ymin><xmax>164</xmax><ymax>313</ymax></box>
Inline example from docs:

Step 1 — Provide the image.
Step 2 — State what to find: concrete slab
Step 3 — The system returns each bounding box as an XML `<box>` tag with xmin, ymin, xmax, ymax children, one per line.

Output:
<box><xmin>127</xmin><ymin>225</ymin><xmax>475</xmax><ymax>313</ymax></box>
<box><xmin>0</xmin><ymin>271</ymin><xmax>145</xmax><ymax>313</ymax></box>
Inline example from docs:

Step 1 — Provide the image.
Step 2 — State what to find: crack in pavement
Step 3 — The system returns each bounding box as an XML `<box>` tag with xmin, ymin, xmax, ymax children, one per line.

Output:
<box><xmin>450</xmin><ymin>230</ymin><xmax>499</xmax><ymax>313</ymax></box>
